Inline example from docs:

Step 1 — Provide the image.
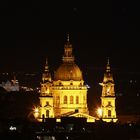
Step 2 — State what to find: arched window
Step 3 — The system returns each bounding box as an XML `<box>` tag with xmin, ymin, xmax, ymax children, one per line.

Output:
<box><xmin>76</xmin><ymin>96</ymin><xmax>79</xmax><ymax>104</ymax></box>
<box><xmin>64</xmin><ymin>96</ymin><xmax>67</xmax><ymax>104</ymax></box>
<box><xmin>70</xmin><ymin>96</ymin><xmax>73</xmax><ymax>104</ymax></box>
<box><xmin>108</xmin><ymin>110</ymin><xmax>111</xmax><ymax>117</ymax></box>
<box><xmin>46</xmin><ymin>110</ymin><xmax>49</xmax><ymax>118</ymax></box>
<box><xmin>56</xmin><ymin>96</ymin><xmax>60</xmax><ymax>106</ymax></box>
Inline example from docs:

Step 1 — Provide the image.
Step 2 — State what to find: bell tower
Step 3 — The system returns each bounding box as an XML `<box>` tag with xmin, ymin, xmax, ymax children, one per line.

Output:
<box><xmin>41</xmin><ymin>58</ymin><xmax>52</xmax><ymax>95</ymax></box>
<box><xmin>38</xmin><ymin>58</ymin><xmax>54</xmax><ymax>121</ymax></box>
<box><xmin>99</xmin><ymin>58</ymin><xmax>117</xmax><ymax>122</ymax></box>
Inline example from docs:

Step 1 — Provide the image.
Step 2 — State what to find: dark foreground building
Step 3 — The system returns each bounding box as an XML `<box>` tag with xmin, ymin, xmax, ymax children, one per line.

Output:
<box><xmin>0</xmin><ymin>117</ymin><xmax>140</xmax><ymax>140</ymax></box>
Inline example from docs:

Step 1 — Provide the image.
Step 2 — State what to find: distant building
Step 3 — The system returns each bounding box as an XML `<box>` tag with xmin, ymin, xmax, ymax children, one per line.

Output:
<box><xmin>0</xmin><ymin>76</ymin><xmax>19</xmax><ymax>92</ymax></box>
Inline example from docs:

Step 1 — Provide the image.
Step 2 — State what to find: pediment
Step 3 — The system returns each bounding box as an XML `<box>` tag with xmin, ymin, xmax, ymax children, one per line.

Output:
<box><xmin>69</xmin><ymin>112</ymin><xmax>96</xmax><ymax>121</ymax></box>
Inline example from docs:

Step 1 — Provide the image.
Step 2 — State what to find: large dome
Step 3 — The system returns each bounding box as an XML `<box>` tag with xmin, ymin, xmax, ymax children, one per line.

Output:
<box><xmin>54</xmin><ymin>63</ymin><xmax>83</xmax><ymax>81</ymax></box>
<box><xmin>54</xmin><ymin>35</ymin><xmax>83</xmax><ymax>81</ymax></box>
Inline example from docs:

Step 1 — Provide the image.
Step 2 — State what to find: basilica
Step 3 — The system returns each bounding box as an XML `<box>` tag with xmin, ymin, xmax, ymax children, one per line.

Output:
<box><xmin>34</xmin><ymin>35</ymin><xmax>117</xmax><ymax>123</ymax></box>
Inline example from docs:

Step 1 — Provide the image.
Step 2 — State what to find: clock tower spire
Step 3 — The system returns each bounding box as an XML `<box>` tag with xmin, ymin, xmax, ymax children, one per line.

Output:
<box><xmin>99</xmin><ymin>58</ymin><xmax>117</xmax><ymax>122</ymax></box>
<box><xmin>37</xmin><ymin>58</ymin><xmax>54</xmax><ymax>121</ymax></box>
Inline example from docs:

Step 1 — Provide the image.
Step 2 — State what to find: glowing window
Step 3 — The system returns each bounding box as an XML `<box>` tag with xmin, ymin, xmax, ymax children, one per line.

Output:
<box><xmin>76</xmin><ymin>96</ymin><xmax>79</xmax><ymax>104</ymax></box>
<box><xmin>70</xmin><ymin>96</ymin><xmax>73</xmax><ymax>104</ymax></box>
<box><xmin>64</xmin><ymin>96</ymin><xmax>67</xmax><ymax>104</ymax></box>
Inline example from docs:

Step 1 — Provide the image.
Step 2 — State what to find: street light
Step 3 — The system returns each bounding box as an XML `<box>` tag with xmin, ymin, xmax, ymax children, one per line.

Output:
<box><xmin>97</xmin><ymin>107</ymin><xmax>102</xmax><ymax>118</ymax></box>
<box><xmin>34</xmin><ymin>107</ymin><xmax>39</xmax><ymax>118</ymax></box>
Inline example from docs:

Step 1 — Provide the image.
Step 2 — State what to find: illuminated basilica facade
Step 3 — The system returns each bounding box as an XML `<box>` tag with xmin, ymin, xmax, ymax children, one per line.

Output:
<box><xmin>35</xmin><ymin>35</ymin><xmax>117</xmax><ymax>123</ymax></box>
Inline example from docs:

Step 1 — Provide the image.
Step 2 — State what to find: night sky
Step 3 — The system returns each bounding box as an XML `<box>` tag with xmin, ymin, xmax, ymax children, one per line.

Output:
<box><xmin>0</xmin><ymin>1</ymin><xmax>140</xmax><ymax>73</ymax></box>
